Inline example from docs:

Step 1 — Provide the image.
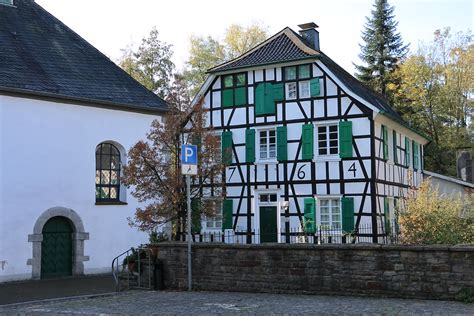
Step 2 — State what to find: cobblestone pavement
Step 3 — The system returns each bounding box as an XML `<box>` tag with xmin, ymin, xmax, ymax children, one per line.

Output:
<box><xmin>1</xmin><ymin>290</ymin><xmax>473</xmax><ymax>315</ymax></box>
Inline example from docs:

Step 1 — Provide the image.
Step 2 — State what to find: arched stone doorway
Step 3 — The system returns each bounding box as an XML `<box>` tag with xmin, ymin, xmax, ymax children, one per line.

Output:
<box><xmin>27</xmin><ymin>207</ymin><xmax>89</xmax><ymax>279</ymax></box>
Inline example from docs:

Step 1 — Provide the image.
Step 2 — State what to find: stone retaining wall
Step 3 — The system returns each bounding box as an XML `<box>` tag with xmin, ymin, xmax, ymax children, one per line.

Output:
<box><xmin>155</xmin><ymin>243</ymin><xmax>474</xmax><ymax>300</ymax></box>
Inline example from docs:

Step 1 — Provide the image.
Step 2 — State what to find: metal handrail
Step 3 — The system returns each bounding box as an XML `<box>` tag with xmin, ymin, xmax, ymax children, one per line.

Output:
<box><xmin>111</xmin><ymin>246</ymin><xmax>153</xmax><ymax>292</ymax></box>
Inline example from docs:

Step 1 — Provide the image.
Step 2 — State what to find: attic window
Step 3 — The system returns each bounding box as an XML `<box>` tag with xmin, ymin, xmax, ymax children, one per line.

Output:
<box><xmin>0</xmin><ymin>0</ymin><xmax>14</xmax><ymax>6</ymax></box>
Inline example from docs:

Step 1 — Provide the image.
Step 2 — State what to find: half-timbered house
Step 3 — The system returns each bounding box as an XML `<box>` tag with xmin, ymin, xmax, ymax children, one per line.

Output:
<box><xmin>192</xmin><ymin>23</ymin><xmax>429</xmax><ymax>243</ymax></box>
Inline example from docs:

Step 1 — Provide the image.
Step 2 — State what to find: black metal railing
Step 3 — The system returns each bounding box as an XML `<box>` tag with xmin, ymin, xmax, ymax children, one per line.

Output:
<box><xmin>178</xmin><ymin>221</ymin><xmax>400</xmax><ymax>245</ymax></box>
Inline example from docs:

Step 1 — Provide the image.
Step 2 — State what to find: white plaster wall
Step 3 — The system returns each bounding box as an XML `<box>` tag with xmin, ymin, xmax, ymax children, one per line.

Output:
<box><xmin>0</xmin><ymin>95</ymin><xmax>162</xmax><ymax>281</ymax></box>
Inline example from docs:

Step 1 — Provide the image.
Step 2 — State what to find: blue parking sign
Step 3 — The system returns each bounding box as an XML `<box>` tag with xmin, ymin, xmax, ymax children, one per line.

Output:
<box><xmin>181</xmin><ymin>144</ymin><xmax>198</xmax><ymax>165</ymax></box>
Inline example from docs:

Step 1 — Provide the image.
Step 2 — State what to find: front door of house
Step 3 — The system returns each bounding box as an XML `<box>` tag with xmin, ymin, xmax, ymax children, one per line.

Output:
<box><xmin>41</xmin><ymin>216</ymin><xmax>73</xmax><ymax>278</ymax></box>
<box><xmin>259</xmin><ymin>206</ymin><xmax>277</xmax><ymax>243</ymax></box>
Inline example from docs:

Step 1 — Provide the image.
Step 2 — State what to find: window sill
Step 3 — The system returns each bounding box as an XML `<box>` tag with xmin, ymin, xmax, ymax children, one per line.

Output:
<box><xmin>313</xmin><ymin>156</ymin><xmax>341</xmax><ymax>162</ymax></box>
<box><xmin>95</xmin><ymin>201</ymin><xmax>128</xmax><ymax>206</ymax></box>
<box><xmin>256</xmin><ymin>160</ymin><xmax>278</xmax><ymax>165</ymax></box>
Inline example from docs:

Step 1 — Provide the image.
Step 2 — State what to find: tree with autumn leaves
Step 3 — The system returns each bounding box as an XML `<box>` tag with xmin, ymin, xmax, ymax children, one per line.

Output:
<box><xmin>122</xmin><ymin>76</ymin><xmax>224</xmax><ymax>239</ymax></box>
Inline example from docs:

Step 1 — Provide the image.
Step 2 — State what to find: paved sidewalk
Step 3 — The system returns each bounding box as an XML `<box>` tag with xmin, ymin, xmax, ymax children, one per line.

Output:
<box><xmin>0</xmin><ymin>290</ymin><xmax>473</xmax><ymax>315</ymax></box>
<box><xmin>0</xmin><ymin>274</ymin><xmax>115</xmax><ymax>305</ymax></box>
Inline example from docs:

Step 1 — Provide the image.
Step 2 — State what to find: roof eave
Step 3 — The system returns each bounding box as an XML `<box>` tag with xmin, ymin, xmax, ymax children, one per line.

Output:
<box><xmin>0</xmin><ymin>86</ymin><xmax>168</xmax><ymax>115</ymax></box>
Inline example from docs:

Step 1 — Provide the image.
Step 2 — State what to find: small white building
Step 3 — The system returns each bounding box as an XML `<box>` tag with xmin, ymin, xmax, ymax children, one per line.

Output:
<box><xmin>0</xmin><ymin>0</ymin><xmax>167</xmax><ymax>281</ymax></box>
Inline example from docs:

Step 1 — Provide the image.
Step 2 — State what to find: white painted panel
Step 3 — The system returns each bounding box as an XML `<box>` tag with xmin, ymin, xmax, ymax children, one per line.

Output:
<box><xmin>276</xmin><ymin>67</ymin><xmax>282</xmax><ymax>81</ymax></box>
<box><xmin>301</xmin><ymin>101</ymin><xmax>311</xmax><ymax>118</ymax></box>
<box><xmin>348</xmin><ymin>104</ymin><xmax>363</xmax><ymax>115</ymax></box>
<box><xmin>313</xmin><ymin>64</ymin><xmax>324</xmax><ymax>77</ymax></box>
<box><xmin>328</xmin><ymin>161</ymin><xmax>339</xmax><ymax>179</ymax></box>
<box><xmin>316</xmin><ymin>184</ymin><xmax>326</xmax><ymax>195</ymax></box>
<box><xmin>265</xmin><ymin>68</ymin><xmax>275</xmax><ymax>81</ymax></box>
<box><xmin>267</xmin><ymin>116</ymin><xmax>276</xmax><ymax>123</ymax></box>
<box><xmin>223</xmin><ymin>109</ymin><xmax>232</xmax><ymax>126</ymax></box>
<box><xmin>352</xmin><ymin>118</ymin><xmax>370</xmax><ymax>136</ymax></box>
<box><xmin>341</xmin><ymin>97</ymin><xmax>351</xmax><ymax>115</ymax></box>
<box><xmin>256</xmin><ymin>164</ymin><xmax>266</xmax><ymax>183</ymax></box>
<box><xmin>212</xmin><ymin>78</ymin><xmax>221</xmax><ymax>90</ymax></box>
<box><xmin>248</xmin><ymin>86</ymin><xmax>254</xmax><ymax>104</ymax></box>
<box><xmin>288</xmin><ymin>143</ymin><xmax>299</xmax><ymax>161</ymax></box>
<box><xmin>327</xmin><ymin>98</ymin><xmax>338</xmax><ymax>117</ymax></box>
<box><xmin>232</xmin><ymin>127</ymin><xmax>246</xmax><ymax>144</ymax></box>
<box><xmin>255</xmin><ymin>69</ymin><xmax>264</xmax><ymax>82</ymax></box>
<box><xmin>267</xmin><ymin>164</ymin><xmax>278</xmax><ymax>182</ymax></box>
<box><xmin>255</xmin><ymin>117</ymin><xmax>265</xmax><ymax>124</ymax></box>
<box><xmin>285</xmin><ymin>102</ymin><xmax>301</xmax><ymax>120</ymax></box>
<box><xmin>212</xmin><ymin>91</ymin><xmax>221</xmax><ymax>108</ymax></box>
<box><xmin>292</xmin><ymin>184</ymin><xmax>312</xmax><ymax>195</ymax></box>
<box><xmin>234</xmin><ymin>147</ymin><xmax>246</xmax><ymax>165</ymax></box>
<box><xmin>342</xmin><ymin>160</ymin><xmax>364</xmax><ymax>180</ymax></box>
<box><xmin>344</xmin><ymin>182</ymin><xmax>367</xmax><ymax>194</ymax></box>
<box><xmin>231</xmin><ymin>108</ymin><xmax>247</xmax><ymax>126</ymax></box>
<box><xmin>326</xmin><ymin>78</ymin><xmax>338</xmax><ymax>96</ymax></box>
<box><xmin>249</xmin><ymin>106</ymin><xmax>254</xmax><ymax>123</ymax></box>
<box><xmin>287</xmin><ymin>122</ymin><xmax>302</xmax><ymax>140</ymax></box>
<box><xmin>314</xmin><ymin>99</ymin><xmax>324</xmax><ymax>118</ymax></box>
<box><xmin>226</xmin><ymin>187</ymin><xmax>242</xmax><ymax>198</ymax></box>
<box><xmin>329</xmin><ymin>183</ymin><xmax>340</xmax><ymax>195</ymax></box>
<box><xmin>277</xmin><ymin>103</ymin><xmax>283</xmax><ymax>121</ymax></box>
<box><xmin>212</xmin><ymin>110</ymin><xmax>221</xmax><ymax>128</ymax></box>
<box><xmin>354</xmin><ymin>138</ymin><xmax>371</xmax><ymax>156</ymax></box>
<box><xmin>316</xmin><ymin>162</ymin><xmax>326</xmax><ymax>180</ymax></box>
<box><xmin>204</xmin><ymin>92</ymin><xmax>211</xmax><ymax>109</ymax></box>
<box><xmin>294</xmin><ymin>162</ymin><xmax>312</xmax><ymax>181</ymax></box>
<box><xmin>248</xmin><ymin>71</ymin><xmax>254</xmax><ymax>85</ymax></box>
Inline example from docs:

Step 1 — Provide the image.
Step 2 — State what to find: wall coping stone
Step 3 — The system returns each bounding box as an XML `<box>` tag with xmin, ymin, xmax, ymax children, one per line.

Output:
<box><xmin>153</xmin><ymin>242</ymin><xmax>474</xmax><ymax>252</ymax></box>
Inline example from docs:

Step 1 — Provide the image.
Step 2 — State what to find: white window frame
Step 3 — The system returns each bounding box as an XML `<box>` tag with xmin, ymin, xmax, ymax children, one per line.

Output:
<box><xmin>202</xmin><ymin>200</ymin><xmax>223</xmax><ymax>231</ymax></box>
<box><xmin>299</xmin><ymin>80</ymin><xmax>310</xmax><ymax>98</ymax></box>
<box><xmin>315</xmin><ymin>121</ymin><xmax>340</xmax><ymax>160</ymax></box>
<box><xmin>256</xmin><ymin>127</ymin><xmax>277</xmax><ymax>163</ymax></box>
<box><xmin>285</xmin><ymin>82</ymin><xmax>297</xmax><ymax>100</ymax></box>
<box><xmin>316</xmin><ymin>196</ymin><xmax>342</xmax><ymax>230</ymax></box>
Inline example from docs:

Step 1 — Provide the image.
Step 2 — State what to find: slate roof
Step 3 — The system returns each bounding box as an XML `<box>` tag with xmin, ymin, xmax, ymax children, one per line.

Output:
<box><xmin>0</xmin><ymin>0</ymin><xmax>167</xmax><ymax>112</ymax></box>
<box><xmin>208</xmin><ymin>28</ymin><xmax>319</xmax><ymax>73</ymax></box>
<box><xmin>209</xmin><ymin>26</ymin><xmax>406</xmax><ymax>125</ymax></box>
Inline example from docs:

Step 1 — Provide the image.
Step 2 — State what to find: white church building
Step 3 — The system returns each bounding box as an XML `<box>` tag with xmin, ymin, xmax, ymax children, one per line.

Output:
<box><xmin>0</xmin><ymin>0</ymin><xmax>167</xmax><ymax>281</ymax></box>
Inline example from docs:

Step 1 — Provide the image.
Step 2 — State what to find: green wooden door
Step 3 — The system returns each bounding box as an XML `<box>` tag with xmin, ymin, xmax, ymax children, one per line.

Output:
<box><xmin>259</xmin><ymin>206</ymin><xmax>277</xmax><ymax>243</ymax></box>
<box><xmin>41</xmin><ymin>217</ymin><xmax>73</xmax><ymax>279</ymax></box>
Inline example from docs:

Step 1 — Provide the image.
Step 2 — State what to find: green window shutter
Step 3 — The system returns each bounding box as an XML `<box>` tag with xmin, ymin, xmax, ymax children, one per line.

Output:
<box><xmin>221</xmin><ymin>131</ymin><xmax>233</xmax><ymax>165</ymax></box>
<box><xmin>234</xmin><ymin>87</ymin><xmax>247</xmax><ymax>106</ymax></box>
<box><xmin>339</xmin><ymin>121</ymin><xmax>353</xmax><ymax>158</ymax></box>
<box><xmin>302</xmin><ymin>124</ymin><xmax>314</xmax><ymax>160</ymax></box>
<box><xmin>276</xmin><ymin>126</ymin><xmax>288</xmax><ymax>161</ymax></box>
<box><xmin>420</xmin><ymin>144</ymin><xmax>423</xmax><ymax>170</ymax></box>
<box><xmin>222</xmin><ymin>89</ymin><xmax>234</xmax><ymax>107</ymax></box>
<box><xmin>222</xmin><ymin>199</ymin><xmax>233</xmax><ymax>231</ymax></box>
<box><xmin>264</xmin><ymin>82</ymin><xmax>275</xmax><ymax>114</ymax></box>
<box><xmin>255</xmin><ymin>83</ymin><xmax>266</xmax><ymax>115</ymax></box>
<box><xmin>298</xmin><ymin>64</ymin><xmax>310</xmax><ymax>79</ymax></box>
<box><xmin>272</xmin><ymin>82</ymin><xmax>284</xmax><ymax>101</ymax></box>
<box><xmin>405</xmin><ymin>137</ymin><xmax>410</xmax><ymax>167</ymax></box>
<box><xmin>191</xmin><ymin>199</ymin><xmax>202</xmax><ymax>233</ymax></box>
<box><xmin>341</xmin><ymin>197</ymin><xmax>354</xmax><ymax>233</ymax></box>
<box><xmin>245</xmin><ymin>129</ymin><xmax>256</xmax><ymax>163</ymax></box>
<box><xmin>310</xmin><ymin>78</ymin><xmax>320</xmax><ymax>97</ymax></box>
<box><xmin>413</xmin><ymin>141</ymin><xmax>419</xmax><ymax>170</ymax></box>
<box><xmin>384</xmin><ymin>197</ymin><xmax>391</xmax><ymax>235</ymax></box>
<box><xmin>382</xmin><ymin>125</ymin><xmax>389</xmax><ymax>160</ymax></box>
<box><xmin>303</xmin><ymin>198</ymin><xmax>316</xmax><ymax>234</ymax></box>
<box><xmin>393</xmin><ymin>131</ymin><xmax>398</xmax><ymax>164</ymax></box>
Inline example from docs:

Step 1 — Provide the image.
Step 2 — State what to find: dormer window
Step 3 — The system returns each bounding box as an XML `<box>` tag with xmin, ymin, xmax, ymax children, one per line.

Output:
<box><xmin>0</xmin><ymin>0</ymin><xmax>14</xmax><ymax>6</ymax></box>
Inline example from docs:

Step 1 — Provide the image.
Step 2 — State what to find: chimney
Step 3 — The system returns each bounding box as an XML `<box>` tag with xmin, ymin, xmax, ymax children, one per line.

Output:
<box><xmin>298</xmin><ymin>22</ymin><xmax>320</xmax><ymax>51</ymax></box>
<box><xmin>457</xmin><ymin>150</ymin><xmax>473</xmax><ymax>183</ymax></box>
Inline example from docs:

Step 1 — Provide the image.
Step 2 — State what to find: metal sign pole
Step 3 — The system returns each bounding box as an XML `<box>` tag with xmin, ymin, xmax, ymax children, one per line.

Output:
<box><xmin>186</xmin><ymin>174</ymin><xmax>192</xmax><ymax>291</ymax></box>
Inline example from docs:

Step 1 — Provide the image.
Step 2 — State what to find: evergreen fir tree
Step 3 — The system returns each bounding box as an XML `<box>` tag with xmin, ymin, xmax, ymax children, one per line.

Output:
<box><xmin>355</xmin><ymin>0</ymin><xmax>409</xmax><ymax>98</ymax></box>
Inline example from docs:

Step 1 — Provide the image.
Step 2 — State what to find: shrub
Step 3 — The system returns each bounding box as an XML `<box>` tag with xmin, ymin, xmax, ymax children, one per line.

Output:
<box><xmin>399</xmin><ymin>181</ymin><xmax>474</xmax><ymax>245</ymax></box>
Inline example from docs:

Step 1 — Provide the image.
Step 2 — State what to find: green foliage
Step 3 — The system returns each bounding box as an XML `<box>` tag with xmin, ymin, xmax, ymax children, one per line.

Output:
<box><xmin>354</xmin><ymin>0</ymin><xmax>408</xmax><ymax>99</ymax></box>
<box><xmin>149</xmin><ymin>231</ymin><xmax>168</xmax><ymax>243</ymax></box>
<box><xmin>183</xmin><ymin>23</ymin><xmax>268</xmax><ymax>96</ymax></box>
<box><xmin>392</xmin><ymin>28</ymin><xmax>473</xmax><ymax>175</ymax></box>
<box><xmin>455</xmin><ymin>288</ymin><xmax>474</xmax><ymax>303</ymax></box>
<box><xmin>118</xmin><ymin>27</ymin><xmax>175</xmax><ymax>99</ymax></box>
<box><xmin>399</xmin><ymin>181</ymin><xmax>474</xmax><ymax>245</ymax></box>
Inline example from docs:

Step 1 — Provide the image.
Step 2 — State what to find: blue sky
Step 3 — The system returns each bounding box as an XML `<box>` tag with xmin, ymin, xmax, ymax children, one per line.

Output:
<box><xmin>36</xmin><ymin>0</ymin><xmax>473</xmax><ymax>75</ymax></box>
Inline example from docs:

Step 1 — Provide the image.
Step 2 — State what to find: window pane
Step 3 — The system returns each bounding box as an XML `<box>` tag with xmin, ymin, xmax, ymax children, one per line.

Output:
<box><xmin>111</xmin><ymin>171</ymin><xmax>119</xmax><ymax>184</ymax></box>
<box><xmin>286</xmin><ymin>82</ymin><xmax>297</xmax><ymax>99</ymax></box>
<box><xmin>318</xmin><ymin>126</ymin><xmax>326</xmax><ymax>134</ymax></box>
<box><xmin>101</xmin><ymin>170</ymin><xmax>111</xmax><ymax>184</ymax></box>
<box><xmin>100</xmin><ymin>187</ymin><xmax>110</xmax><ymax>199</ymax></box>
<box><xmin>299</xmin><ymin>81</ymin><xmax>310</xmax><ymax>98</ymax></box>
<box><xmin>330</xmin><ymin>147</ymin><xmax>338</xmax><ymax>155</ymax></box>
<box><xmin>319</xmin><ymin>148</ymin><xmax>327</xmax><ymax>155</ymax></box>
<box><xmin>223</xmin><ymin>75</ymin><xmax>233</xmax><ymax>88</ymax></box>
<box><xmin>95</xmin><ymin>187</ymin><xmax>101</xmax><ymax>198</ymax></box>
<box><xmin>329</xmin><ymin>125</ymin><xmax>337</xmax><ymax>132</ymax></box>
<box><xmin>100</xmin><ymin>154</ymin><xmax>111</xmax><ymax>169</ymax></box>
<box><xmin>320</xmin><ymin>200</ymin><xmax>329</xmax><ymax>207</ymax></box>
<box><xmin>110</xmin><ymin>187</ymin><xmax>118</xmax><ymax>199</ymax></box>
<box><xmin>299</xmin><ymin>65</ymin><xmax>310</xmax><ymax>79</ymax></box>
<box><xmin>236</xmin><ymin>74</ymin><xmax>246</xmax><ymax>86</ymax></box>
<box><xmin>260</xmin><ymin>194</ymin><xmax>268</xmax><ymax>202</ymax></box>
<box><xmin>330</xmin><ymin>140</ymin><xmax>338</xmax><ymax>147</ymax></box>
<box><xmin>269</xmin><ymin>194</ymin><xmax>277</xmax><ymax>202</ymax></box>
<box><xmin>110</xmin><ymin>155</ymin><xmax>120</xmax><ymax>170</ymax></box>
<box><xmin>95</xmin><ymin>170</ymin><xmax>100</xmax><ymax>185</ymax></box>
<box><xmin>285</xmin><ymin>67</ymin><xmax>296</xmax><ymax>80</ymax></box>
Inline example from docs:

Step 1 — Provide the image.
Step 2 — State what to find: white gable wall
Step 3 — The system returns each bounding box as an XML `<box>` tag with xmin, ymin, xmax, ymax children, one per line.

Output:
<box><xmin>0</xmin><ymin>95</ymin><xmax>162</xmax><ymax>281</ymax></box>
